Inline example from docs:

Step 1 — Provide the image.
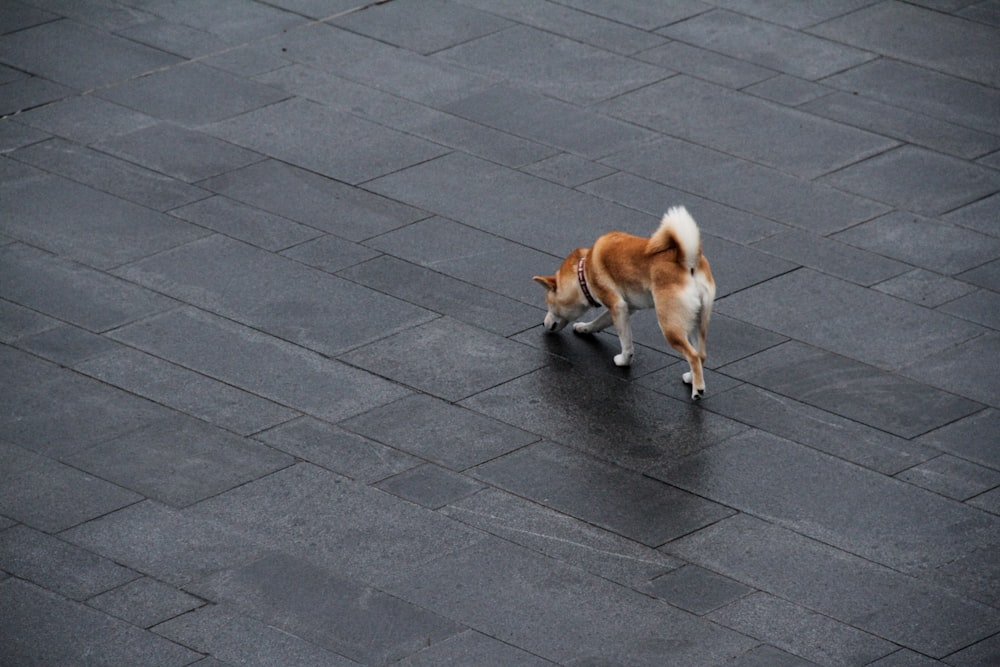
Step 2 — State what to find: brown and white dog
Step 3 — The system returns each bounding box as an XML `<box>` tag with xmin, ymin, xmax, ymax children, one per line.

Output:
<box><xmin>533</xmin><ymin>206</ymin><xmax>716</xmax><ymax>399</ymax></box>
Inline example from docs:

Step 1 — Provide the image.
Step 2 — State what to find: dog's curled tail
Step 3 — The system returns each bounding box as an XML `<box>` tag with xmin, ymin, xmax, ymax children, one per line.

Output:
<box><xmin>647</xmin><ymin>206</ymin><xmax>702</xmax><ymax>271</ymax></box>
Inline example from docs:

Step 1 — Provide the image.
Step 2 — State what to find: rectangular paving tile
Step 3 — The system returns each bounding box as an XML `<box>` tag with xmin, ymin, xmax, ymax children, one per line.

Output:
<box><xmin>635</xmin><ymin>40</ymin><xmax>774</xmax><ymax>89</ymax></box>
<box><xmin>916</xmin><ymin>409</ymin><xmax>1000</xmax><ymax>471</ymax></box>
<box><xmin>901</xmin><ymin>333</ymin><xmax>1000</xmax><ymax>409</ymax></box>
<box><xmin>897</xmin><ymin>454</ymin><xmax>1000</xmax><ymax>502</ymax></box>
<box><xmin>820</xmin><ymin>145</ymin><xmax>1000</xmax><ymax>216</ymax></box>
<box><xmin>392</xmin><ymin>629</ymin><xmax>555</xmax><ymax>667</ymax></box>
<box><xmin>553</xmin><ymin>0</ymin><xmax>707</xmax><ymax>30</ymax></box>
<box><xmin>718</xmin><ymin>269</ymin><xmax>985</xmax><ymax>370</ymax></box>
<box><xmin>206</xmin><ymin>97</ymin><xmax>447</xmax><ymax>184</ymax></box>
<box><xmin>719</xmin><ymin>341</ymin><xmax>983</xmax><ymax>438</ymax></box>
<box><xmin>599</xmin><ymin>75</ymin><xmax>896</xmax><ymax>178</ymax></box>
<box><xmin>385</xmin><ymin>537</ymin><xmax>756</xmax><ymax>666</ymax></box>
<box><xmin>703</xmin><ymin>0</ymin><xmax>876</xmax><ymax>29</ymax></box>
<box><xmin>663</xmin><ymin>9</ymin><xmax>875</xmax><ymax>80</ymax></box>
<box><xmin>0</xmin><ymin>19</ymin><xmax>180</xmax><ymax>89</ymax></box>
<box><xmin>65</xmin><ymin>414</ymin><xmax>294</xmax><ymax>508</ymax></box>
<box><xmin>115</xmin><ymin>235</ymin><xmax>436</xmax><ymax>357</ymax></box>
<box><xmin>1</xmin><ymin>167</ymin><xmax>207</xmax><ymax>270</ymax></box>
<box><xmin>810</xmin><ymin>1</ymin><xmax>1000</xmax><ymax>86</ymax></box>
<box><xmin>751</xmin><ymin>229</ymin><xmax>909</xmax><ymax>286</ymax></box>
<box><xmin>376</xmin><ymin>464</ymin><xmax>484</xmax><ymax>510</ymax></box>
<box><xmin>0</xmin><ymin>76</ymin><xmax>75</xmax><ymax>116</ymax></box>
<box><xmin>651</xmin><ymin>429</ymin><xmax>1000</xmax><ymax>576</ymax></box>
<box><xmin>472</xmin><ymin>442</ymin><xmax>734</xmax><ymax>547</ymax></box>
<box><xmin>97</xmin><ymin>61</ymin><xmax>289</xmax><ymax>126</ymax></box>
<box><xmin>462</xmin><ymin>364</ymin><xmax>747</xmax><ymax>472</ymax></box>
<box><xmin>169</xmin><ymin>195</ymin><xmax>321</xmax><ymax>252</ymax></box>
<box><xmin>109</xmin><ymin>307</ymin><xmax>413</xmax><ymax>422</ymax></box>
<box><xmin>340</xmin><ymin>393</ymin><xmax>538</xmax><ymax>471</ymax></box>
<box><xmin>645</xmin><ymin>564</ymin><xmax>753</xmax><ymax>616</ymax></box>
<box><xmin>338</xmin><ymin>255</ymin><xmax>542</xmax><ymax>336</ymax></box>
<box><xmin>437</xmin><ymin>24</ymin><xmax>667</xmax><ymax>104</ymax></box>
<box><xmin>186</xmin><ymin>553</ymin><xmax>462</xmax><ymax>665</ymax></box>
<box><xmin>88</xmin><ymin>577</ymin><xmax>203</xmax><ymax>629</ymax></box>
<box><xmin>15</xmin><ymin>94</ymin><xmax>157</xmax><ymax>146</ymax></box>
<box><xmin>0</xmin><ymin>441</ymin><xmax>142</xmax><ymax>533</ymax></box>
<box><xmin>601</xmin><ymin>136</ymin><xmax>890</xmax><ymax>234</ymax></box>
<box><xmin>339</xmin><ymin>317</ymin><xmax>546</xmax><ymax>402</ymax></box>
<box><xmin>406</xmin><ymin>111</ymin><xmax>557</xmax><ymax>168</ymax></box>
<box><xmin>0</xmin><ymin>579</ymin><xmax>200</xmax><ymax>667</ymax></box>
<box><xmin>665</xmin><ymin>513</ymin><xmax>1000</xmax><ymax>658</ymax></box>
<box><xmin>200</xmin><ymin>159</ymin><xmax>428</xmax><ymax>241</ymax></box>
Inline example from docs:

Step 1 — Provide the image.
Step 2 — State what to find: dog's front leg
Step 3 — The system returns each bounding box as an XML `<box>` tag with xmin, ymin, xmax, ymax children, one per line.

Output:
<box><xmin>609</xmin><ymin>304</ymin><xmax>634</xmax><ymax>367</ymax></box>
<box><xmin>573</xmin><ymin>309</ymin><xmax>613</xmax><ymax>334</ymax></box>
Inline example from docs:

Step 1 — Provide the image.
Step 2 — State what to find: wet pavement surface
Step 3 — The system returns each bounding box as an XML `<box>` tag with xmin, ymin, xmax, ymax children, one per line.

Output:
<box><xmin>1</xmin><ymin>1</ymin><xmax>999</xmax><ymax>665</ymax></box>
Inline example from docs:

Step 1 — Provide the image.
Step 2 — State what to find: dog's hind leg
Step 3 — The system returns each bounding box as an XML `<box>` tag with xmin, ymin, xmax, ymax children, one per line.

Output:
<box><xmin>656</xmin><ymin>300</ymin><xmax>706</xmax><ymax>400</ymax></box>
<box><xmin>573</xmin><ymin>309</ymin><xmax>613</xmax><ymax>335</ymax></box>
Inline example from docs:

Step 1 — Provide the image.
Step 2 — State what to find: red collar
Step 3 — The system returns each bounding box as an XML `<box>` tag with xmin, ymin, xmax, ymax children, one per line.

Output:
<box><xmin>577</xmin><ymin>257</ymin><xmax>600</xmax><ymax>307</ymax></box>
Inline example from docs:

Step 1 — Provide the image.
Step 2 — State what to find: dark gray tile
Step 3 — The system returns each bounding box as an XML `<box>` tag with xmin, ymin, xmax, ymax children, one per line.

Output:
<box><xmin>462</xmin><ymin>365</ymin><xmax>747</xmax><ymax>472</ymax></box>
<box><xmin>341</xmin><ymin>317</ymin><xmax>546</xmax><ymax>401</ymax></box>
<box><xmin>16</xmin><ymin>323</ymin><xmax>119</xmax><ymax>367</ymax></box>
<box><xmin>0</xmin><ymin>441</ymin><xmax>141</xmax><ymax>533</ymax></box>
<box><xmin>0</xmin><ymin>169</ymin><xmax>207</xmax><ymax>269</ymax></box>
<box><xmin>810</xmin><ymin>1</ymin><xmax>1000</xmax><ymax>86</ymax></box>
<box><xmin>945</xmin><ymin>633</ymin><xmax>1000</xmax><ymax>667</ymax></box>
<box><xmin>940</xmin><ymin>290</ymin><xmax>1000</xmax><ymax>330</ymax></box>
<box><xmin>600</xmin><ymin>75</ymin><xmax>896</xmax><ymax>178</ymax></box>
<box><xmin>206</xmin><ymin>96</ymin><xmax>446</xmax><ymax>184</ymax></box>
<box><xmin>332</xmin><ymin>0</ymin><xmax>510</xmax><ymax>54</ymax></box>
<box><xmin>408</xmin><ymin>112</ymin><xmax>557</xmax><ymax>168</ymax></box>
<box><xmin>896</xmin><ymin>455</ymin><xmax>1000</xmax><ymax>501</ymax></box>
<box><xmin>901</xmin><ymin>333</ymin><xmax>1000</xmax><ymax>408</ymax></box>
<box><xmin>720</xmin><ymin>341</ymin><xmax>983</xmax><ymax>438</ymax></box>
<box><xmin>472</xmin><ymin>442</ymin><xmax>734</xmax><ymax>547</ymax></box>
<box><xmin>698</xmin><ymin>234</ymin><xmax>799</xmax><ymax>298</ymax></box>
<box><xmin>63</xmin><ymin>501</ymin><xmax>268</xmax><ymax>587</ymax></box>
<box><xmin>22</xmin><ymin>0</ymin><xmax>153</xmax><ymax>31</ymax></box>
<box><xmin>444</xmin><ymin>84</ymin><xmax>659</xmax><ymax>159</ymax></box>
<box><xmin>114</xmin><ymin>18</ymin><xmax>231</xmax><ymax>58</ymax></box>
<box><xmin>115</xmin><ymin>235</ymin><xmax>436</xmax><ymax>357</ymax></box>
<box><xmin>709</xmin><ymin>592</ymin><xmax>896</xmax><ymax>667</ymax></box>
<box><xmin>801</xmin><ymin>91</ymin><xmax>1000</xmax><ymax>160</ymax></box>
<box><xmin>665</xmin><ymin>514</ymin><xmax>1000</xmax><ymax>658</ymax></box>
<box><xmin>393</xmin><ymin>629</ymin><xmax>556</xmax><ymax>667</ymax></box>
<box><xmin>187</xmin><ymin>463</ymin><xmax>484</xmax><ymax>584</ymax></box>
<box><xmin>437</xmin><ymin>25</ymin><xmax>667</xmax><ymax>105</ymax></box>
<box><xmin>752</xmin><ymin>228</ymin><xmax>909</xmax><ymax>286</ymax></box>
<box><xmin>520</xmin><ymin>153</ymin><xmax>616</xmax><ymax>187</ymax></box>
<box><xmin>120</xmin><ymin>0</ymin><xmax>305</xmax><ymax>42</ymax></box>
<box><xmin>635</xmin><ymin>40</ymin><xmax>775</xmax><ymax>88</ymax></box>
<box><xmin>651</xmin><ymin>429</ymin><xmax>999</xmax><ymax>576</ymax></box>
<box><xmin>636</xmin><ymin>361</ymin><xmax>744</xmax><ymax>402</ymax></box>
<box><xmin>0</xmin><ymin>75</ymin><xmax>75</xmax><ymax>116</ymax></box>
<box><xmin>727</xmin><ymin>644</ymin><xmax>819</xmax><ymax>667</ymax></box>
<box><xmin>15</xmin><ymin>95</ymin><xmax>157</xmax><ymax>145</ymax></box>
<box><xmin>663</xmin><ymin>10</ymin><xmax>875</xmax><ymax>79</ymax></box>
<box><xmin>821</xmin><ymin>146</ymin><xmax>1000</xmax><ymax>216</ymax></box>
<box><xmin>201</xmin><ymin>159</ymin><xmax>427</xmax><ymax>241</ymax></box>
<box><xmin>744</xmin><ymin>75</ymin><xmax>829</xmax><ymax>106</ymax></box>
<box><xmin>96</xmin><ymin>123</ymin><xmax>263</xmax><ymax>183</ymax></box>
<box><xmin>169</xmin><ymin>195</ymin><xmax>320</xmax><ymax>251</ymax></box>
<box><xmin>201</xmin><ymin>42</ymin><xmax>289</xmax><ymax>76</ymax></box>
<box><xmin>281</xmin><ymin>235</ymin><xmax>380</xmax><ymax>273</ymax></box>
<box><xmin>153</xmin><ymin>604</ymin><xmax>363</xmax><ymax>667</ymax></box>
<box><xmin>702</xmin><ymin>0</ymin><xmax>876</xmax><ymax>29</ymax></box>
<box><xmin>0</xmin><ymin>19</ymin><xmax>179</xmax><ymax>89</ymax></box>
<box><xmin>917</xmin><ymin>409</ymin><xmax>1000</xmax><ymax>470</ymax></box>
<box><xmin>0</xmin><ymin>119</ymin><xmax>48</xmax><ymax>152</ymax></box>
<box><xmin>65</xmin><ymin>414</ymin><xmax>294</xmax><ymax>508</ymax></box>
<box><xmin>873</xmin><ymin>269</ymin><xmax>978</xmax><ymax>308</ymax></box>
<box><xmin>98</xmin><ymin>62</ymin><xmax>288</xmax><ymax>126</ymax></box>
<box><xmin>186</xmin><ymin>553</ymin><xmax>462</xmax><ymax>665</ymax></box>
<box><xmin>0</xmin><ymin>524</ymin><xmax>138</xmax><ymax>600</ymax></box>
<box><xmin>76</xmin><ymin>346</ymin><xmax>297</xmax><ymax>437</ymax></box>
<box><xmin>601</xmin><ymin>136</ymin><xmax>890</xmax><ymax>234</ymax></box>
<box><xmin>958</xmin><ymin>258</ymin><xmax>1000</xmax><ymax>292</ymax></box>
<box><xmin>376</xmin><ymin>464</ymin><xmax>484</xmax><ymax>510</ymax></box>
<box><xmin>443</xmin><ymin>488</ymin><xmax>680</xmax><ymax>587</ymax></box>
<box><xmin>13</xmin><ymin>137</ymin><xmax>210</xmax><ymax>210</ymax></box>
<box><xmin>0</xmin><ymin>298</ymin><xmax>56</xmax><ymax>342</ymax></box>
<box><xmin>255</xmin><ymin>416</ymin><xmax>419</xmax><ymax>483</ymax></box>
<box><xmin>646</xmin><ymin>564</ymin><xmax>753</xmax><ymax>615</ymax></box>
<box><xmin>867</xmin><ymin>649</ymin><xmax>945</xmax><ymax>667</ymax></box>
<box><xmin>945</xmin><ymin>191</ymin><xmax>1000</xmax><ymax>238</ymax></box>
<box><xmin>339</xmin><ymin>255</ymin><xmax>542</xmax><ymax>336</ymax></box>
<box><xmin>0</xmin><ymin>2</ymin><xmax>57</xmax><ymax>34</ymax></box>
<box><xmin>718</xmin><ymin>269</ymin><xmax>985</xmax><ymax>370</ymax></box>
<box><xmin>88</xmin><ymin>577</ymin><xmax>204</xmax><ymax>628</ymax></box>
<box><xmin>553</xmin><ymin>0</ymin><xmax>708</xmax><ymax>29</ymax></box>
<box><xmin>341</xmin><ymin>393</ymin><xmax>538</xmax><ymax>471</ymax></box>
<box><xmin>835</xmin><ymin>211</ymin><xmax>1000</xmax><ymax>275</ymax></box>
<box><xmin>385</xmin><ymin>537</ymin><xmax>756</xmax><ymax>666</ymax></box>
<box><xmin>109</xmin><ymin>307</ymin><xmax>413</xmax><ymax>422</ymax></box>
<box><xmin>0</xmin><ymin>579</ymin><xmax>200</xmax><ymax>666</ymax></box>
<box><xmin>702</xmin><ymin>384</ymin><xmax>935</xmax><ymax>475</ymax></box>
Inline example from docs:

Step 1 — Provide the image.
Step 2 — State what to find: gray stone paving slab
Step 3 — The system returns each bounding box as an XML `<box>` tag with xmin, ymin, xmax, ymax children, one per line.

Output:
<box><xmin>385</xmin><ymin>537</ymin><xmax>756</xmax><ymax>666</ymax></box>
<box><xmin>0</xmin><ymin>2</ymin><xmax>57</xmax><ymax>34</ymax></box>
<box><xmin>555</xmin><ymin>0</ymin><xmax>707</xmax><ymax>30</ymax></box>
<box><xmin>115</xmin><ymin>18</ymin><xmax>232</xmax><ymax>59</ymax></box>
<box><xmin>471</xmin><ymin>441</ymin><xmax>734</xmax><ymax>547</ymax></box>
<box><xmin>376</xmin><ymin>464</ymin><xmax>484</xmax><ymax>510</ymax></box>
<box><xmin>392</xmin><ymin>629</ymin><xmax>556</xmax><ymax>667</ymax></box>
<box><xmin>665</xmin><ymin>514</ymin><xmax>1000</xmax><ymax>658</ymax></box>
<box><xmin>917</xmin><ymin>409</ymin><xmax>1000</xmax><ymax>471</ymax></box>
<box><xmin>520</xmin><ymin>152</ymin><xmax>616</xmax><ymax>187</ymax></box>
<box><xmin>280</xmin><ymin>234</ymin><xmax>380</xmax><ymax>274</ymax></box>
<box><xmin>116</xmin><ymin>234</ymin><xmax>436</xmax><ymax>357</ymax></box>
<box><xmin>945</xmin><ymin>191</ymin><xmax>1000</xmax><ymax>238</ymax></box>
<box><xmin>407</xmin><ymin>111</ymin><xmax>558</xmax><ymax>168</ymax></box>
<box><xmin>935</xmin><ymin>289</ymin><xmax>1000</xmax><ymax>330</ymax></box>
<box><xmin>0</xmin><ymin>119</ymin><xmax>48</xmax><ymax>153</ymax></box>
<box><xmin>664</xmin><ymin>9</ymin><xmax>876</xmax><ymax>80</ymax></box>
<box><xmin>600</xmin><ymin>75</ymin><xmax>897</xmax><ymax>178</ymax></box>
<box><xmin>0</xmin><ymin>75</ymin><xmax>75</xmax><ymax>116</ymax></box>
<box><xmin>720</xmin><ymin>341</ymin><xmax>983</xmax><ymax>438</ymax></box>
<box><xmin>718</xmin><ymin>269</ymin><xmax>986</xmax><ymax>370</ymax></box>
<box><xmin>109</xmin><ymin>307</ymin><xmax>413</xmax><ymax>422</ymax></box>
<box><xmin>873</xmin><ymin>268</ymin><xmax>979</xmax><ymax>307</ymax></box>
<box><xmin>169</xmin><ymin>194</ymin><xmax>321</xmax><ymax>251</ymax></box>
<box><xmin>88</xmin><ymin>577</ymin><xmax>204</xmax><ymax>629</ymax></box>
<box><xmin>341</xmin><ymin>393</ymin><xmax>538</xmax><ymax>471</ymax></box>
<box><xmin>0</xmin><ymin>298</ymin><xmax>57</xmax><ymax>343</ymax></box>
<box><xmin>645</xmin><ymin>564</ymin><xmax>753</xmax><ymax>615</ymax></box>
<box><xmin>743</xmin><ymin>75</ymin><xmax>829</xmax><ymax>107</ymax></box>
<box><xmin>634</xmin><ymin>40</ymin><xmax>775</xmax><ymax>88</ymax></box>
<box><xmin>897</xmin><ymin>454</ymin><xmax>1000</xmax><ymax>501</ymax></box>
<box><xmin>700</xmin><ymin>0</ymin><xmax>879</xmax><ymax>29</ymax></box>
<box><xmin>901</xmin><ymin>333</ymin><xmax>1000</xmax><ymax>408</ymax></box>
<box><xmin>200</xmin><ymin>158</ymin><xmax>428</xmax><ymax>241</ymax></box>
<box><xmin>810</xmin><ymin>1</ymin><xmax>1000</xmax><ymax>86</ymax></box>
<box><xmin>14</xmin><ymin>94</ymin><xmax>157</xmax><ymax>145</ymax></box>
<box><xmin>0</xmin><ymin>579</ymin><xmax>201</xmax><ymax>667</ymax></box>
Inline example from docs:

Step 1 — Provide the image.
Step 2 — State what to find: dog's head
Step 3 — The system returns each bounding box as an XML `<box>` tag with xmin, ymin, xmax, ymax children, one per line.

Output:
<box><xmin>533</xmin><ymin>248</ymin><xmax>592</xmax><ymax>332</ymax></box>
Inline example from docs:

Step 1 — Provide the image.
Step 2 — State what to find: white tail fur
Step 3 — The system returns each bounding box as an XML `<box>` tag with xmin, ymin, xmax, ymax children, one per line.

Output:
<box><xmin>649</xmin><ymin>206</ymin><xmax>701</xmax><ymax>270</ymax></box>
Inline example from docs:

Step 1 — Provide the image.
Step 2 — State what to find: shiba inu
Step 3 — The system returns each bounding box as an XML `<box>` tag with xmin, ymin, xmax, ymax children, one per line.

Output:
<box><xmin>533</xmin><ymin>206</ymin><xmax>716</xmax><ymax>399</ymax></box>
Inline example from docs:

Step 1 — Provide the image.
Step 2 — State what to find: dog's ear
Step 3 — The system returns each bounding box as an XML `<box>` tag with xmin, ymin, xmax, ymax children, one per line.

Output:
<box><xmin>533</xmin><ymin>275</ymin><xmax>557</xmax><ymax>292</ymax></box>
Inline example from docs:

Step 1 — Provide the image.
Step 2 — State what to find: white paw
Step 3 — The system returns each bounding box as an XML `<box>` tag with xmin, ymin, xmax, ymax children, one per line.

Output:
<box><xmin>691</xmin><ymin>388</ymin><xmax>705</xmax><ymax>401</ymax></box>
<box><xmin>614</xmin><ymin>353</ymin><xmax>633</xmax><ymax>367</ymax></box>
<box><xmin>682</xmin><ymin>371</ymin><xmax>692</xmax><ymax>384</ymax></box>
<box><xmin>573</xmin><ymin>322</ymin><xmax>592</xmax><ymax>334</ymax></box>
